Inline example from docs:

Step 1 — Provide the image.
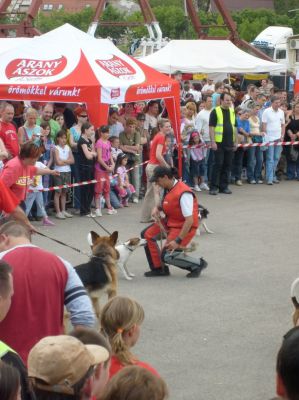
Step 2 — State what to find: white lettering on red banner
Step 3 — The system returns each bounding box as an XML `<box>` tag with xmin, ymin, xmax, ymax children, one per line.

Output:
<box><xmin>136</xmin><ymin>84</ymin><xmax>172</xmax><ymax>95</ymax></box>
<box><xmin>5</xmin><ymin>56</ymin><xmax>67</xmax><ymax>79</ymax></box>
<box><xmin>7</xmin><ymin>85</ymin><xmax>81</xmax><ymax>97</ymax></box>
<box><xmin>96</xmin><ymin>56</ymin><xmax>136</xmax><ymax>80</ymax></box>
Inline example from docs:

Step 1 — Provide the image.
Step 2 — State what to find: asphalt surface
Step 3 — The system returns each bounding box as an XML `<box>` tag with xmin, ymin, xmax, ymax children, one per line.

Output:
<box><xmin>32</xmin><ymin>180</ymin><xmax>299</xmax><ymax>400</ymax></box>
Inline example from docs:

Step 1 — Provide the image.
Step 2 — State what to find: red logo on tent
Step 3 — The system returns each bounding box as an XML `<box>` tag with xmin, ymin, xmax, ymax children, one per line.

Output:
<box><xmin>96</xmin><ymin>56</ymin><xmax>136</xmax><ymax>78</ymax></box>
<box><xmin>110</xmin><ymin>88</ymin><xmax>120</xmax><ymax>99</ymax></box>
<box><xmin>5</xmin><ymin>56</ymin><xmax>67</xmax><ymax>79</ymax></box>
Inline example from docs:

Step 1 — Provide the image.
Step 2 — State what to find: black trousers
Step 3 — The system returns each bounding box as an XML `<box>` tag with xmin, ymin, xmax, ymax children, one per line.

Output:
<box><xmin>210</xmin><ymin>146</ymin><xmax>234</xmax><ymax>190</ymax></box>
<box><xmin>79</xmin><ymin>165</ymin><xmax>94</xmax><ymax>215</ymax></box>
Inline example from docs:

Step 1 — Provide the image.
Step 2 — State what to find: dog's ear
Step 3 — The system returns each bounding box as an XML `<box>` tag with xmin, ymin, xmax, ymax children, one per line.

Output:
<box><xmin>109</xmin><ymin>231</ymin><xmax>118</xmax><ymax>246</ymax></box>
<box><xmin>89</xmin><ymin>231</ymin><xmax>100</xmax><ymax>246</ymax></box>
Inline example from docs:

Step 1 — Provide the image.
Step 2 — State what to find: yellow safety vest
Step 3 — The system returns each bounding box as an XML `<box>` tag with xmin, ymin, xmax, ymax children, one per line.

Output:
<box><xmin>214</xmin><ymin>106</ymin><xmax>236</xmax><ymax>143</ymax></box>
<box><xmin>0</xmin><ymin>340</ymin><xmax>16</xmax><ymax>358</ymax></box>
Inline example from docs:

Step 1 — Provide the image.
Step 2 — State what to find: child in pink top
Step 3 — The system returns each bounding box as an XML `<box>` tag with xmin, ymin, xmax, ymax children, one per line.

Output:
<box><xmin>114</xmin><ymin>153</ymin><xmax>135</xmax><ymax>207</ymax></box>
<box><xmin>94</xmin><ymin>125</ymin><xmax>117</xmax><ymax>216</ymax></box>
<box><xmin>188</xmin><ymin>129</ymin><xmax>206</xmax><ymax>192</ymax></box>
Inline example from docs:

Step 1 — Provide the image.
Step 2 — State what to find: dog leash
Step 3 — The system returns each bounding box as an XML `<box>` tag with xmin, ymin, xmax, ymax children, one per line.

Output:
<box><xmin>35</xmin><ymin>231</ymin><xmax>91</xmax><ymax>258</ymax></box>
<box><xmin>90</xmin><ymin>217</ymin><xmax>112</xmax><ymax>236</ymax></box>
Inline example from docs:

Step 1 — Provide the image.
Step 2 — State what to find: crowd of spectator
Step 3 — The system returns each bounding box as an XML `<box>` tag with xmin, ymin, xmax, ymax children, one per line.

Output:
<box><xmin>0</xmin><ymin>73</ymin><xmax>298</xmax><ymax>399</ymax></box>
<box><xmin>0</xmin><ymin>74</ymin><xmax>297</xmax><ymax>226</ymax></box>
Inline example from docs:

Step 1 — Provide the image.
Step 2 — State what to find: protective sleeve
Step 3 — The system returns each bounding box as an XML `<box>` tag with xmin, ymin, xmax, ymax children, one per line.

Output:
<box><xmin>180</xmin><ymin>192</ymin><xmax>194</xmax><ymax>217</ymax></box>
<box><xmin>59</xmin><ymin>257</ymin><xmax>95</xmax><ymax>327</ymax></box>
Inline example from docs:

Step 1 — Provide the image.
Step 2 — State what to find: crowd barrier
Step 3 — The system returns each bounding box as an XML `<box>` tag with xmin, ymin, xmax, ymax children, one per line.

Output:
<box><xmin>28</xmin><ymin>140</ymin><xmax>299</xmax><ymax>193</ymax></box>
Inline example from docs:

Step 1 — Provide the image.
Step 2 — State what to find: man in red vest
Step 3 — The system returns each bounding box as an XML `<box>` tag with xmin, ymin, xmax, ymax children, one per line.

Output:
<box><xmin>141</xmin><ymin>166</ymin><xmax>208</xmax><ymax>278</ymax></box>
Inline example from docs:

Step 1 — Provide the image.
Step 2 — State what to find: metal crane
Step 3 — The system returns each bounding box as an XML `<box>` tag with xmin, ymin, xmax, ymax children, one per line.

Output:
<box><xmin>184</xmin><ymin>0</ymin><xmax>273</xmax><ymax>61</ymax></box>
<box><xmin>87</xmin><ymin>0</ymin><xmax>166</xmax><ymax>56</ymax></box>
<box><xmin>0</xmin><ymin>0</ymin><xmax>41</xmax><ymax>37</ymax></box>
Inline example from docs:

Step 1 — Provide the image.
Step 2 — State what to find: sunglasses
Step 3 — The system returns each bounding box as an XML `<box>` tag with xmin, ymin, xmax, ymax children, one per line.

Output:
<box><xmin>79</xmin><ymin>115</ymin><xmax>88</xmax><ymax>118</ymax></box>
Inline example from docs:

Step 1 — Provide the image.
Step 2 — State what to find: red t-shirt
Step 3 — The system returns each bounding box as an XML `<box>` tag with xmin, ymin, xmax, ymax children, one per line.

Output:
<box><xmin>0</xmin><ymin>121</ymin><xmax>19</xmax><ymax>161</ymax></box>
<box><xmin>0</xmin><ymin>245</ymin><xmax>68</xmax><ymax>364</ymax></box>
<box><xmin>149</xmin><ymin>133</ymin><xmax>166</xmax><ymax>165</ymax></box>
<box><xmin>0</xmin><ymin>179</ymin><xmax>19</xmax><ymax>213</ymax></box>
<box><xmin>109</xmin><ymin>355</ymin><xmax>159</xmax><ymax>379</ymax></box>
<box><xmin>0</xmin><ymin>156</ymin><xmax>37</xmax><ymax>201</ymax></box>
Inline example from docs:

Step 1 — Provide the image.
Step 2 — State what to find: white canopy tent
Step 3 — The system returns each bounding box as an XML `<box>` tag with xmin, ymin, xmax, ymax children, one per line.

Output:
<box><xmin>139</xmin><ymin>40</ymin><xmax>285</xmax><ymax>74</ymax></box>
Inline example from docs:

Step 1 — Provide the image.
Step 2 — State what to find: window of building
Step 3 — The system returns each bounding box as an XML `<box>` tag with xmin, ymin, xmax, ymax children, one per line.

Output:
<box><xmin>43</xmin><ymin>4</ymin><xmax>53</xmax><ymax>11</ymax></box>
<box><xmin>296</xmin><ymin>49</ymin><xmax>299</xmax><ymax>63</ymax></box>
<box><xmin>58</xmin><ymin>4</ymin><xmax>63</xmax><ymax>10</ymax></box>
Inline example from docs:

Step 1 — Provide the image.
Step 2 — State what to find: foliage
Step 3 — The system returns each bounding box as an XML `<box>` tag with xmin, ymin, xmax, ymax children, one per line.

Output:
<box><xmin>274</xmin><ymin>0</ymin><xmax>299</xmax><ymax>14</ymax></box>
<box><xmin>36</xmin><ymin>7</ymin><xmax>94</xmax><ymax>33</ymax></box>
<box><xmin>35</xmin><ymin>2</ymin><xmax>299</xmax><ymax>48</ymax></box>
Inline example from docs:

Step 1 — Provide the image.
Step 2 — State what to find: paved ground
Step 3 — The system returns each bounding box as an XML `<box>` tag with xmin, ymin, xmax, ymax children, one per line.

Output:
<box><xmin>32</xmin><ymin>181</ymin><xmax>299</xmax><ymax>400</ymax></box>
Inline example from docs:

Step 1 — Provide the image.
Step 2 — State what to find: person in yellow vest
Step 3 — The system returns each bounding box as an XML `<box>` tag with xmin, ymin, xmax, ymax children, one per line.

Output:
<box><xmin>209</xmin><ymin>92</ymin><xmax>238</xmax><ymax>195</ymax></box>
<box><xmin>0</xmin><ymin>260</ymin><xmax>34</xmax><ymax>400</ymax></box>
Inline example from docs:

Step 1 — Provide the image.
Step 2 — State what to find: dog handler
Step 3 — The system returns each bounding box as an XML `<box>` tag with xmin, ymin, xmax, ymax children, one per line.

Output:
<box><xmin>141</xmin><ymin>166</ymin><xmax>207</xmax><ymax>278</ymax></box>
<box><xmin>0</xmin><ymin>178</ymin><xmax>35</xmax><ymax>232</ymax></box>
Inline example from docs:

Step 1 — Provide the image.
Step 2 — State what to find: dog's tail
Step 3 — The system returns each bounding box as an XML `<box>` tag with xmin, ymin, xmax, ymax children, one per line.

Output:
<box><xmin>291</xmin><ymin>277</ymin><xmax>299</xmax><ymax>309</ymax></box>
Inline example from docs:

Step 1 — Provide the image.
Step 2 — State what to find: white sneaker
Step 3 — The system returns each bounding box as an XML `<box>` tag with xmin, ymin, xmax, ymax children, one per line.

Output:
<box><xmin>200</xmin><ymin>182</ymin><xmax>210</xmax><ymax>191</ymax></box>
<box><xmin>86</xmin><ymin>212</ymin><xmax>97</xmax><ymax>218</ymax></box>
<box><xmin>107</xmin><ymin>208</ymin><xmax>117</xmax><ymax>215</ymax></box>
<box><xmin>56</xmin><ymin>212</ymin><xmax>66</xmax><ymax>220</ymax></box>
<box><xmin>63</xmin><ymin>211</ymin><xmax>73</xmax><ymax>218</ymax></box>
<box><xmin>132</xmin><ymin>197</ymin><xmax>139</xmax><ymax>204</ymax></box>
<box><xmin>193</xmin><ymin>185</ymin><xmax>201</xmax><ymax>192</ymax></box>
<box><xmin>95</xmin><ymin>209</ymin><xmax>102</xmax><ymax>217</ymax></box>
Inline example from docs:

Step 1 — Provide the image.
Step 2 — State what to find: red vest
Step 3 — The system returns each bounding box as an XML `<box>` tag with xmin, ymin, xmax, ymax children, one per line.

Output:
<box><xmin>162</xmin><ymin>181</ymin><xmax>198</xmax><ymax>229</ymax></box>
<box><xmin>0</xmin><ymin>246</ymin><xmax>68</xmax><ymax>364</ymax></box>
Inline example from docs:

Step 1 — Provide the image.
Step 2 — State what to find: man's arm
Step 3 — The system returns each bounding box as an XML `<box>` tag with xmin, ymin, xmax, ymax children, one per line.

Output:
<box><xmin>61</xmin><ymin>258</ymin><xmax>95</xmax><ymax>328</ymax></box>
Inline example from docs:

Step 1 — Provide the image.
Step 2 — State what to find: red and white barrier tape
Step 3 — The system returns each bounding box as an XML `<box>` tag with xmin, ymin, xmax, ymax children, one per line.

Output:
<box><xmin>28</xmin><ymin>160</ymin><xmax>149</xmax><ymax>193</ymax></box>
<box><xmin>28</xmin><ymin>140</ymin><xmax>299</xmax><ymax>192</ymax></box>
<box><xmin>182</xmin><ymin>140</ymin><xmax>299</xmax><ymax>149</ymax></box>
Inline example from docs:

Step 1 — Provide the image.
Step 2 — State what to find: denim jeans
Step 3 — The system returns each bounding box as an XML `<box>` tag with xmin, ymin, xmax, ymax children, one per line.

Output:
<box><xmin>25</xmin><ymin>192</ymin><xmax>47</xmax><ymax>217</ymax></box>
<box><xmin>287</xmin><ymin>159</ymin><xmax>299</xmax><ymax>179</ymax></box>
<box><xmin>247</xmin><ymin>146</ymin><xmax>263</xmax><ymax>182</ymax></box>
<box><xmin>265</xmin><ymin>143</ymin><xmax>282</xmax><ymax>183</ymax></box>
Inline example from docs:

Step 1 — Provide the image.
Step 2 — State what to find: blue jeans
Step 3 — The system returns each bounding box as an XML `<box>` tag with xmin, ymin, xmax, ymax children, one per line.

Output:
<box><xmin>287</xmin><ymin>159</ymin><xmax>299</xmax><ymax>179</ymax></box>
<box><xmin>247</xmin><ymin>146</ymin><xmax>263</xmax><ymax>182</ymax></box>
<box><xmin>265</xmin><ymin>143</ymin><xmax>282</xmax><ymax>183</ymax></box>
<box><xmin>25</xmin><ymin>192</ymin><xmax>47</xmax><ymax>217</ymax></box>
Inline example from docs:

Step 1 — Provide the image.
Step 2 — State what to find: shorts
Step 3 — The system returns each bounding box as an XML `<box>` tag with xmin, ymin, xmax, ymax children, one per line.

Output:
<box><xmin>190</xmin><ymin>159</ymin><xmax>205</xmax><ymax>178</ymax></box>
<box><xmin>94</xmin><ymin>168</ymin><xmax>110</xmax><ymax>196</ymax></box>
<box><xmin>53</xmin><ymin>172</ymin><xmax>71</xmax><ymax>193</ymax></box>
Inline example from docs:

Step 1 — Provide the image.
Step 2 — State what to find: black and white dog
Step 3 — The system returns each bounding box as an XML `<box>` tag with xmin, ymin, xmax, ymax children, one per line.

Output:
<box><xmin>197</xmin><ymin>204</ymin><xmax>214</xmax><ymax>236</ymax></box>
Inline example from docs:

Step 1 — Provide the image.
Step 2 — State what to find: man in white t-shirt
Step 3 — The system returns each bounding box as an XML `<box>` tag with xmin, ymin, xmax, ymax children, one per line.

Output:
<box><xmin>195</xmin><ymin>95</ymin><xmax>213</xmax><ymax>190</ymax></box>
<box><xmin>262</xmin><ymin>96</ymin><xmax>285</xmax><ymax>185</ymax></box>
<box><xmin>201</xmin><ymin>78</ymin><xmax>215</xmax><ymax>94</ymax></box>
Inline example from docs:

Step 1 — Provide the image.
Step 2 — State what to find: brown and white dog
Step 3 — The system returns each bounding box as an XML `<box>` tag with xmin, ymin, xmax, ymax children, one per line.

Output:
<box><xmin>75</xmin><ymin>230</ymin><xmax>119</xmax><ymax>320</ymax></box>
<box><xmin>291</xmin><ymin>277</ymin><xmax>299</xmax><ymax>326</ymax></box>
<box><xmin>115</xmin><ymin>238</ymin><xmax>147</xmax><ymax>280</ymax></box>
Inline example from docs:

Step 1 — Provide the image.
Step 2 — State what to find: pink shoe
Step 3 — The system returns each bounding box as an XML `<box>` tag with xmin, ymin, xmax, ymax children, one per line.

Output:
<box><xmin>43</xmin><ymin>217</ymin><xmax>55</xmax><ymax>226</ymax></box>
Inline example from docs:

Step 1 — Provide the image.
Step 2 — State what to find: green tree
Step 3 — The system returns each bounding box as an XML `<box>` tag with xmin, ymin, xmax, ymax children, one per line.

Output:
<box><xmin>36</xmin><ymin>7</ymin><xmax>94</xmax><ymax>33</ymax></box>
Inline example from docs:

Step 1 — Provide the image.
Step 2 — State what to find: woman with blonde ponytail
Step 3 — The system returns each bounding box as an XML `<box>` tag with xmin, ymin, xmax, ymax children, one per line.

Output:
<box><xmin>100</xmin><ymin>296</ymin><xmax>159</xmax><ymax>379</ymax></box>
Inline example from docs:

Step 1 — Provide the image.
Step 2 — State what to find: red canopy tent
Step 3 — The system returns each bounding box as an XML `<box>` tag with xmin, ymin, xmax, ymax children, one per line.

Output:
<box><xmin>0</xmin><ymin>24</ymin><xmax>181</xmax><ymax>172</ymax></box>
